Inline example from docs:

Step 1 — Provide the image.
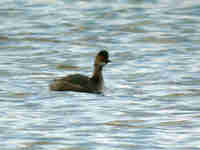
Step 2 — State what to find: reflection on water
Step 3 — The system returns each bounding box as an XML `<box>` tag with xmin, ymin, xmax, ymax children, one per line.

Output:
<box><xmin>0</xmin><ymin>0</ymin><xmax>200</xmax><ymax>149</ymax></box>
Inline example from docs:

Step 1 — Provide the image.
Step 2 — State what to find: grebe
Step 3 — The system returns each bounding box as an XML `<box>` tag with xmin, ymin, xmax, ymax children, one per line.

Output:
<box><xmin>50</xmin><ymin>50</ymin><xmax>111</xmax><ymax>93</ymax></box>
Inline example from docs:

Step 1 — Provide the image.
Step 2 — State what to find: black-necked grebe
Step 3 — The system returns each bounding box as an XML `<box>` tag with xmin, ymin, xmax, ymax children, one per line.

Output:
<box><xmin>50</xmin><ymin>50</ymin><xmax>111</xmax><ymax>93</ymax></box>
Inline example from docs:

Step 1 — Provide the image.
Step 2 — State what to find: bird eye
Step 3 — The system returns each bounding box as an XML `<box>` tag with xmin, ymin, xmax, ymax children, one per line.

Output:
<box><xmin>100</xmin><ymin>55</ymin><xmax>105</xmax><ymax>61</ymax></box>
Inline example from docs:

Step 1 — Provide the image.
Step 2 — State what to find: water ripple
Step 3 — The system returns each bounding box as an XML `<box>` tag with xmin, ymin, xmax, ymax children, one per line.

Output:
<box><xmin>0</xmin><ymin>0</ymin><xmax>200</xmax><ymax>150</ymax></box>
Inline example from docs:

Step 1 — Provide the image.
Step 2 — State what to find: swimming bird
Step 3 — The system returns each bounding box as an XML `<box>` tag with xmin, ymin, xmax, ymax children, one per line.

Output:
<box><xmin>50</xmin><ymin>50</ymin><xmax>111</xmax><ymax>93</ymax></box>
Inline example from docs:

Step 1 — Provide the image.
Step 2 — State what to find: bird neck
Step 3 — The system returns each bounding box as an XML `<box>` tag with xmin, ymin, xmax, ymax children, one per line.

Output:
<box><xmin>91</xmin><ymin>64</ymin><xmax>103</xmax><ymax>82</ymax></box>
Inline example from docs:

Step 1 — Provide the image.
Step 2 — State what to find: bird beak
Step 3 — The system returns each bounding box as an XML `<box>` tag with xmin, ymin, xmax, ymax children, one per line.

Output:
<box><xmin>106</xmin><ymin>59</ymin><xmax>111</xmax><ymax>63</ymax></box>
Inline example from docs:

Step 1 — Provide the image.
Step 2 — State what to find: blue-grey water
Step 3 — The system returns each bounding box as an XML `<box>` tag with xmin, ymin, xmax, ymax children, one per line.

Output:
<box><xmin>1</xmin><ymin>0</ymin><xmax>200</xmax><ymax>149</ymax></box>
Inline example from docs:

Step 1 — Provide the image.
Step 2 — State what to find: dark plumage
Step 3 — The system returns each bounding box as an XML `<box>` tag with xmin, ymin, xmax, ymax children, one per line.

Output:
<box><xmin>50</xmin><ymin>50</ymin><xmax>111</xmax><ymax>93</ymax></box>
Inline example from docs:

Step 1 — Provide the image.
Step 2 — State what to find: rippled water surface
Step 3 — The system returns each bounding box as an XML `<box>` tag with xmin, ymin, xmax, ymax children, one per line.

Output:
<box><xmin>1</xmin><ymin>0</ymin><xmax>200</xmax><ymax>149</ymax></box>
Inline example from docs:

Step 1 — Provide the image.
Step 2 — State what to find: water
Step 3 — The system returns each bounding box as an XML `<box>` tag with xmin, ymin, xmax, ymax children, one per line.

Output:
<box><xmin>1</xmin><ymin>0</ymin><xmax>200</xmax><ymax>149</ymax></box>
